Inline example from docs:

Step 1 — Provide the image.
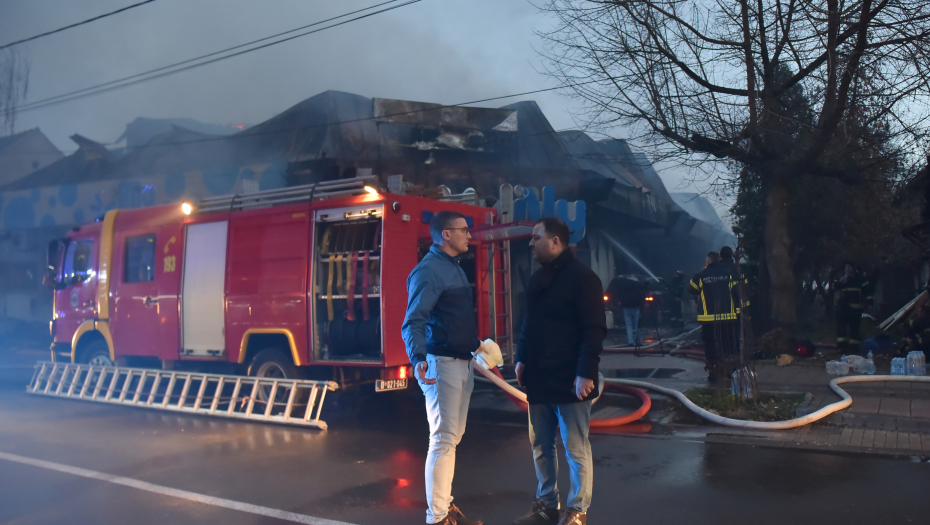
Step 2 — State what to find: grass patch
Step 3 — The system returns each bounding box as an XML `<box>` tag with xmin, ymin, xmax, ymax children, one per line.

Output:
<box><xmin>682</xmin><ymin>388</ymin><xmax>807</xmax><ymax>422</ymax></box>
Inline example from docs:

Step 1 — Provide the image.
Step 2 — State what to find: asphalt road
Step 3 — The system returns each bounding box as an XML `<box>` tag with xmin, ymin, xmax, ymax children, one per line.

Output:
<box><xmin>1</xmin><ymin>355</ymin><xmax>928</xmax><ymax>525</ymax></box>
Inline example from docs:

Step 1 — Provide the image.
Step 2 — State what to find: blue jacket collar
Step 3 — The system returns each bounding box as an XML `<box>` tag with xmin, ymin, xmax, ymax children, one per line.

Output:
<box><xmin>430</xmin><ymin>244</ymin><xmax>461</xmax><ymax>265</ymax></box>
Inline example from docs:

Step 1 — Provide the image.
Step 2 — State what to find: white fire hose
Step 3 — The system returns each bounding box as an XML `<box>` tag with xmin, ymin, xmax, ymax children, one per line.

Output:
<box><xmin>473</xmin><ymin>338</ymin><xmax>930</xmax><ymax>429</ymax></box>
<box><xmin>605</xmin><ymin>374</ymin><xmax>930</xmax><ymax>429</ymax></box>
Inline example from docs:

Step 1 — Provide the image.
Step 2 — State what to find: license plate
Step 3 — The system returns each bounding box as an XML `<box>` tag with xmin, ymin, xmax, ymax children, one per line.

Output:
<box><xmin>375</xmin><ymin>379</ymin><xmax>408</xmax><ymax>392</ymax></box>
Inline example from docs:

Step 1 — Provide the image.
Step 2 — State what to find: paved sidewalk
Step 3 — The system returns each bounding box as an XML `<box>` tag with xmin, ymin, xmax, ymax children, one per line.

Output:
<box><xmin>705</xmin><ymin>425</ymin><xmax>930</xmax><ymax>457</ymax></box>
<box><xmin>594</xmin><ymin>339</ymin><xmax>930</xmax><ymax>457</ymax></box>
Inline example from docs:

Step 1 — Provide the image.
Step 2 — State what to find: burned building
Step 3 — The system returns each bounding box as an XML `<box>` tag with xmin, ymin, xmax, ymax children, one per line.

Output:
<box><xmin>0</xmin><ymin>90</ymin><xmax>731</xmax><ymax>323</ymax></box>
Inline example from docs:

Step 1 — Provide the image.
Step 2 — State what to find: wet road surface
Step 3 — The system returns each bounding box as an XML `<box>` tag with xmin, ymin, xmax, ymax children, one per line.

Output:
<box><xmin>1</xmin><ymin>360</ymin><xmax>928</xmax><ymax>525</ymax></box>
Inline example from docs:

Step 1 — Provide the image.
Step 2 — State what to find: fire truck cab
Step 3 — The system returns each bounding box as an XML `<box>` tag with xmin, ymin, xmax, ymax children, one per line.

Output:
<box><xmin>45</xmin><ymin>179</ymin><xmax>507</xmax><ymax>391</ymax></box>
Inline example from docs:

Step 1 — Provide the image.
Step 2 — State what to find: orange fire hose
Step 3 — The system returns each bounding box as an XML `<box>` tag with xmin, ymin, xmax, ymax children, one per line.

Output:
<box><xmin>485</xmin><ymin>367</ymin><xmax>651</xmax><ymax>427</ymax></box>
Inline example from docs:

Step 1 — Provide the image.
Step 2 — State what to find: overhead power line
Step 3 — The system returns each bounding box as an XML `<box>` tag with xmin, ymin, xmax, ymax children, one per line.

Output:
<box><xmin>0</xmin><ymin>0</ymin><xmax>161</xmax><ymax>51</ymax></box>
<box><xmin>14</xmin><ymin>0</ymin><xmax>422</xmax><ymax>114</ymax></box>
<box><xmin>14</xmin><ymin>0</ymin><xmax>404</xmax><ymax>112</ymax></box>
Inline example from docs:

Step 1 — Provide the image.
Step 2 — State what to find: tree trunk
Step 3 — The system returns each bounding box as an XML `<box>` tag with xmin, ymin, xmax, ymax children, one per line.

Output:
<box><xmin>756</xmin><ymin>243</ymin><xmax>772</xmax><ymax>334</ymax></box>
<box><xmin>763</xmin><ymin>172</ymin><xmax>798</xmax><ymax>330</ymax></box>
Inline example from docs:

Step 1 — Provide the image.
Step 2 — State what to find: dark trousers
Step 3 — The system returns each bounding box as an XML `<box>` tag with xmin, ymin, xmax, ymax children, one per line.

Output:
<box><xmin>701</xmin><ymin>320</ymin><xmax>740</xmax><ymax>373</ymax></box>
<box><xmin>668</xmin><ymin>301</ymin><xmax>683</xmax><ymax>327</ymax></box>
<box><xmin>835</xmin><ymin>307</ymin><xmax>862</xmax><ymax>352</ymax></box>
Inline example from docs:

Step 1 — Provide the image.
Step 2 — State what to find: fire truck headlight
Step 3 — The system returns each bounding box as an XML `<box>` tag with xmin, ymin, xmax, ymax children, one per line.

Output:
<box><xmin>181</xmin><ymin>202</ymin><xmax>193</xmax><ymax>215</ymax></box>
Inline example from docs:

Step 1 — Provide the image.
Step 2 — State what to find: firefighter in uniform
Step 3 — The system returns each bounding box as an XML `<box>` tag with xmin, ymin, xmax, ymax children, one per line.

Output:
<box><xmin>833</xmin><ymin>262</ymin><xmax>871</xmax><ymax>353</ymax></box>
<box><xmin>904</xmin><ymin>306</ymin><xmax>930</xmax><ymax>353</ymax></box>
<box><xmin>688</xmin><ymin>252</ymin><xmax>740</xmax><ymax>382</ymax></box>
<box><xmin>667</xmin><ymin>271</ymin><xmax>686</xmax><ymax>330</ymax></box>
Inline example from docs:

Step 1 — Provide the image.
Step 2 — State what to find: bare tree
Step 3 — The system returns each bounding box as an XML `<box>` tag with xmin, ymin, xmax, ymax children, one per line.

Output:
<box><xmin>539</xmin><ymin>0</ymin><xmax>930</xmax><ymax>329</ymax></box>
<box><xmin>0</xmin><ymin>48</ymin><xmax>30</xmax><ymax>136</ymax></box>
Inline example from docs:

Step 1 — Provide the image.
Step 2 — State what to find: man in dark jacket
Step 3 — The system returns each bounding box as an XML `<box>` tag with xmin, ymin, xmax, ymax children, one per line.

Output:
<box><xmin>513</xmin><ymin>217</ymin><xmax>605</xmax><ymax>525</ymax></box>
<box><xmin>402</xmin><ymin>210</ymin><xmax>483</xmax><ymax>525</ymax></box>
<box><xmin>606</xmin><ymin>274</ymin><xmax>647</xmax><ymax>346</ymax></box>
<box><xmin>688</xmin><ymin>251</ymin><xmax>740</xmax><ymax>382</ymax></box>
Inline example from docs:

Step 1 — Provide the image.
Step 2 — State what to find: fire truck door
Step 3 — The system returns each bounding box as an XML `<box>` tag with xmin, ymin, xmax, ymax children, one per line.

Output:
<box><xmin>111</xmin><ymin>231</ymin><xmax>164</xmax><ymax>357</ymax></box>
<box><xmin>55</xmin><ymin>237</ymin><xmax>97</xmax><ymax>350</ymax></box>
<box><xmin>181</xmin><ymin>221</ymin><xmax>228</xmax><ymax>357</ymax></box>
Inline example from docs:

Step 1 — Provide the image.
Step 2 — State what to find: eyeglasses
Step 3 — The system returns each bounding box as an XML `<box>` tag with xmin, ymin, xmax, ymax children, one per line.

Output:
<box><xmin>445</xmin><ymin>227</ymin><xmax>470</xmax><ymax>235</ymax></box>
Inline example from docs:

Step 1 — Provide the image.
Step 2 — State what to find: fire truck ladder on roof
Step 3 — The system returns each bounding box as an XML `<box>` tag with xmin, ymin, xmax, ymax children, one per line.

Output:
<box><xmin>26</xmin><ymin>362</ymin><xmax>338</xmax><ymax>430</ymax></box>
<box><xmin>195</xmin><ymin>175</ymin><xmax>378</xmax><ymax>214</ymax></box>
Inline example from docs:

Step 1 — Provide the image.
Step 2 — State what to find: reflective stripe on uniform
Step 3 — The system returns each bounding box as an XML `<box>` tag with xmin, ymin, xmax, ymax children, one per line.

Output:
<box><xmin>697</xmin><ymin>313</ymin><xmax>738</xmax><ymax>322</ymax></box>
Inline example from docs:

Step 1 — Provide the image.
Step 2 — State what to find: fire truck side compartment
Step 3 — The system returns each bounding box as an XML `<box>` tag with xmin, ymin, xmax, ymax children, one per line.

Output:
<box><xmin>226</xmin><ymin>203</ymin><xmax>311</xmax><ymax>366</ymax></box>
<box><xmin>311</xmin><ymin>204</ymin><xmax>384</xmax><ymax>362</ymax></box>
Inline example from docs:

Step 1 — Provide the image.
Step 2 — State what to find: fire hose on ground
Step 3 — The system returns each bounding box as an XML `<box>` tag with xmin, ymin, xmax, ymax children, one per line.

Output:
<box><xmin>471</xmin><ymin>346</ymin><xmax>930</xmax><ymax>429</ymax></box>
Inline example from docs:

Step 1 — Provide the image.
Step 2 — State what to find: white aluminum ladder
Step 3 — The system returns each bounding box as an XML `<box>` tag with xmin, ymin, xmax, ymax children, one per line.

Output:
<box><xmin>26</xmin><ymin>362</ymin><xmax>338</xmax><ymax>430</ymax></box>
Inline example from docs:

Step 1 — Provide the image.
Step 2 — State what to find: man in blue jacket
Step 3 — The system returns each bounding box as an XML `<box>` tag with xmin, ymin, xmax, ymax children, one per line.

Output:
<box><xmin>513</xmin><ymin>217</ymin><xmax>606</xmax><ymax>525</ymax></box>
<box><xmin>402</xmin><ymin>210</ymin><xmax>483</xmax><ymax>525</ymax></box>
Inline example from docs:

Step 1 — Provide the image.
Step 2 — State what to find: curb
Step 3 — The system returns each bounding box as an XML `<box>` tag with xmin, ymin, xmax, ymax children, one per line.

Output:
<box><xmin>704</xmin><ymin>430</ymin><xmax>930</xmax><ymax>459</ymax></box>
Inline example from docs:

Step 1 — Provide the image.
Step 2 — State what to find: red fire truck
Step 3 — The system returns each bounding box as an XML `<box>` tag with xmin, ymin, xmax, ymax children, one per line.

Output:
<box><xmin>45</xmin><ymin>177</ymin><xmax>519</xmax><ymax>392</ymax></box>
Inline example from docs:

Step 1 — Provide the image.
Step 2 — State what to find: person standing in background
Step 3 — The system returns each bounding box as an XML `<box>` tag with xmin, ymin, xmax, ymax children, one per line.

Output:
<box><xmin>606</xmin><ymin>274</ymin><xmax>647</xmax><ymax>347</ymax></box>
<box><xmin>667</xmin><ymin>270</ymin><xmax>686</xmax><ymax>330</ymax></box>
<box><xmin>832</xmin><ymin>261</ymin><xmax>871</xmax><ymax>354</ymax></box>
<box><xmin>688</xmin><ymin>252</ymin><xmax>740</xmax><ymax>383</ymax></box>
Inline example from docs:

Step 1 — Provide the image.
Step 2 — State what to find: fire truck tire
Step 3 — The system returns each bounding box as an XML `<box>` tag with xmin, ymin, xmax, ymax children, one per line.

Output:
<box><xmin>81</xmin><ymin>339</ymin><xmax>114</xmax><ymax>367</ymax></box>
<box><xmin>248</xmin><ymin>348</ymin><xmax>301</xmax><ymax>404</ymax></box>
<box><xmin>248</xmin><ymin>348</ymin><xmax>298</xmax><ymax>377</ymax></box>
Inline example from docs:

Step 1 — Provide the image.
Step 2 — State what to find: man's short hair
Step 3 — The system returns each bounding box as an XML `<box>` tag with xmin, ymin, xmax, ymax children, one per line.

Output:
<box><xmin>707</xmin><ymin>251</ymin><xmax>720</xmax><ymax>265</ymax></box>
<box><xmin>429</xmin><ymin>210</ymin><xmax>466</xmax><ymax>244</ymax></box>
<box><xmin>536</xmin><ymin>217</ymin><xmax>570</xmax><ymax>247</ymax></box>
<box><xmin>719</xmin><ymin>246</ymin><xmax>734</xmax><ymax>259</ymax></box>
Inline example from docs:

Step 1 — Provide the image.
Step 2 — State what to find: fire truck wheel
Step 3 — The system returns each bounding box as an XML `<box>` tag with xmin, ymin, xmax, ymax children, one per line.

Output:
<box><xmin>82</xmin><ymin>340</ymin><xmax>115</xmax><ymax>367</ymax></box>
<box><xmin>248</xmin><ymin>348</ymin><xmax>300</xmax><ymax>404</ymax></box>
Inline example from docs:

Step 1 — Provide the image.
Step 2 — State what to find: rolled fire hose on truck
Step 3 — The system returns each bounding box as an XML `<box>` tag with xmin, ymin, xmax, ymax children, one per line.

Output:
<box><xmin>471</xmin><ymin>340</ymin><xmax>930</xmax><ymax>430</ymax></box>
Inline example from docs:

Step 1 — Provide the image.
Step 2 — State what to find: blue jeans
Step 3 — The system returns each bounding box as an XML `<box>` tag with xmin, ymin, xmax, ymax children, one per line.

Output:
<box><xmin>419</xmin><ymin>355</ymin><xmax>474</xmax><ymax>523</ymax></box>
<box><xmin>624</xmin><ymin>307</ymin><xmax>642</xmax><ymax>345</ymax></box>
<box><xmin>528</xmin><ymin>401</ymin><xmax>593</xmax><ymax>513</ymax></box>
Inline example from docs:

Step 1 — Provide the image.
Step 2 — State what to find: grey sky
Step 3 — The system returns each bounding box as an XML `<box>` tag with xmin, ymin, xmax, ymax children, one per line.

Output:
<box><xmin>1</xmin><ymin>0</ymin><xmax>728</xmax><ymax>219</ymax></box>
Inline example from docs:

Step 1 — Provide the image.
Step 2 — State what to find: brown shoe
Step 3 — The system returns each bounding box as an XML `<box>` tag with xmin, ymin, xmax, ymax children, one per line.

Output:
<box><xmin>513</xmin><ymin>500</ymin><xmax>560</xmax><ymax>525</ymax></box>
<box><xmin>448</xmin><ymin>503</ymin><xmax>483</xmax><ymax>525</ymax></box>
<box><xmin>556</xmin><ymin>508</ymin><xmax>586</xmax><ymax>525</ymax></box>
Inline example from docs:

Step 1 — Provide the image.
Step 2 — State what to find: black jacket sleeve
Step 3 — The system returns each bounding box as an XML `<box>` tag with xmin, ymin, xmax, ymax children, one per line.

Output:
<box><xmin>575</xmin><ymin>271</ymin><xmax>606</xmax><ymax>380</ymax></box>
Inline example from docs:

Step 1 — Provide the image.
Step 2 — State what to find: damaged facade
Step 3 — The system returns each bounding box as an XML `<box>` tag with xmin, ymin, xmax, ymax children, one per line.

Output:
<box><xmin>0</xmin><ymin>90</ymin><xmax>731</xmax><ymax>323</ymax></box>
